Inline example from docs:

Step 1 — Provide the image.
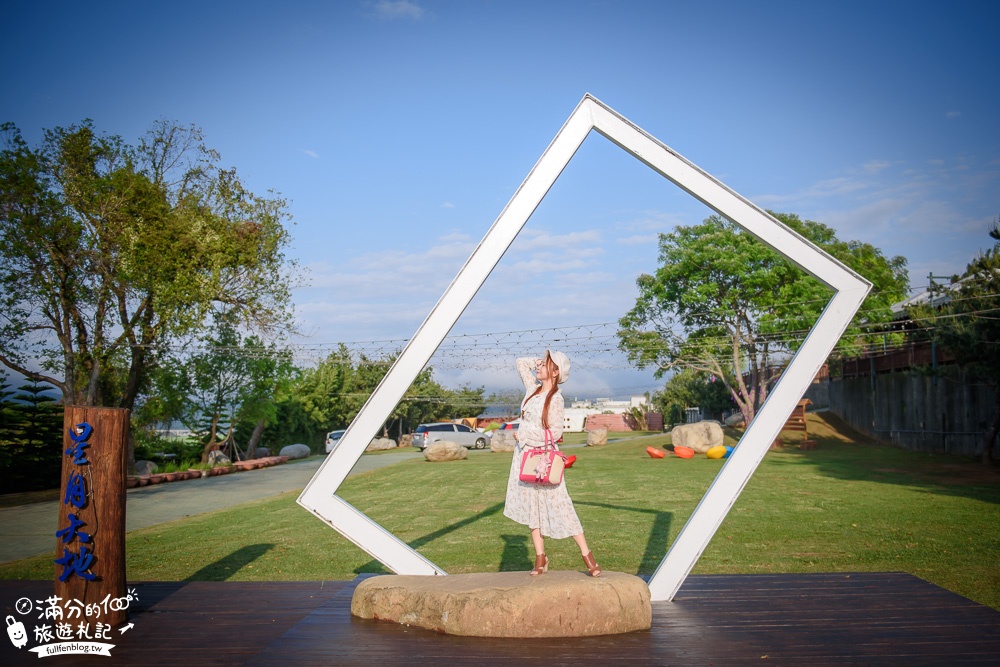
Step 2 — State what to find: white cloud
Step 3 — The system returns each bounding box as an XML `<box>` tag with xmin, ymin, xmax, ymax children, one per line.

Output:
<box><xmin>512</xmin><ymin>228</ymin><xmax>603</xmax><ymax>251</ymax></box>
<box><xmin>292</xmin><ymin>225</ymin><xmax>629</xmax><ymax>343</ymax></box>
<box><xmin>303</xmin><ymin>149</ymin><xmax>319</xmax><ymax>159</ymax></box>
<box><xmin>861</xmin><ymin>160</ymin><xmax>891</xmax><ymax>174</ymax></box>
<box><xmin>755</xmin><ymin>176</ymin><xmax>873</xmax><ymax>207</ymax></box>
<box><xmin>441</xmin><ymin>201</ymin><xmax>455</xmax><ymax>209</ymax></box>
<box><xmin>617</xmin><ymin>233</ymin><xmax>659</xmax><ymax>245</ymax></box>
<box><xmin>302</xmin><ymin>234</ymin><xmax>476</xmax><ymax>295</ymax></box>
<box><xmin>946</xmin><ymin>111</ymin><xmax>961</xmax><ymax>119</ymax></box>
<box><xmin>602</xmin><ymin>210</ymin><xmax>686</xmax><ymax>244</ymax></box>
<box><xmin>288</xmin><ymin>220</ymin><xmax>663</xmax><ymax>395</ymax></box>
<box><xmin>748</xmin><ymin>155</ymin><xmax>1000</xmax><ymax>292</ymax></box>
<box><xmin>294</xmin><ymin>299</ymin><xmax>432</xmax><ymax>340</ymax></box>
<box><xmin>810</xmin><ymin>197</ymin><xmax>913</xmax><ymax>246</ymax></box>
<box><xmin>486</xmin><ymin>236</ymin><xmax>605</xmax><ymax>288</ymax></box>
<box><xmin>369</xmin><ymin>0</ymin><xmax>425</xmax><ymax>20</ymax></box>
<box><xmin>620</xmin><ymin>210</ymin><xmax>687</xmax><ymax>232</ymax></box>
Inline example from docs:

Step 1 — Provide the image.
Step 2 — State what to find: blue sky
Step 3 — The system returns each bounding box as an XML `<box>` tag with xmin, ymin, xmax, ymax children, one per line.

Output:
<box><xmin>3</xmin><ymin>1</ymin><xmax>998</xmax><ymax>397</ymax></box>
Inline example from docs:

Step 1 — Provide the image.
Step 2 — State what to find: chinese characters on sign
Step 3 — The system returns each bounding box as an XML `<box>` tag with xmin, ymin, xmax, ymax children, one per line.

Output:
<box><xmin>54</xmin><ymin>423</ymin><xmax>96</xmax><ymax>582</ymax></box>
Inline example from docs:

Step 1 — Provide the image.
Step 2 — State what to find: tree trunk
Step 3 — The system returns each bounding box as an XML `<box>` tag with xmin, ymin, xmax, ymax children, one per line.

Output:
<box><xmin>245</xmin><ymin>419</ymin><xmax>266</xmax><ymax>459</ymax></box>
<box><xmin>85</xmin><ymin>355</ymin><xmax>101</xmax><ymax>406</ymax></box>
<box><xmin>120</xmin><ymin>346</ymin><xmax>146</xmax><ymax>412</ymax></box>
<box><xmin>201</xmin><ymin>414</ymin><xmax>221</xmax><ymax>463</ymax></box>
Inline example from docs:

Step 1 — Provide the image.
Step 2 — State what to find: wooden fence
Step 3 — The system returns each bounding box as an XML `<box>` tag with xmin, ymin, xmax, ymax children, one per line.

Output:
<box><xmin>834</xmin><ymin>341</ymin><xmax>955</xmax><ymax>378</ymax></box>
<box><xmin>826</xmin><ymin>366</ymin><xmax>993</xmax><ymax>457</ymax></box>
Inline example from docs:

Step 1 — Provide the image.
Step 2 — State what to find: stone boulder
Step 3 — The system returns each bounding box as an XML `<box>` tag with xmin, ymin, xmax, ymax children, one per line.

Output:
<box><xmin>490</xmin><ymin>431</ymin><xmax>516</xmax><ymax>453</ymax></box>
<box><xmin>134</xmin><ymin>460</ymin><xmax>158</xmax><ymax>476</ymax></box>
<box><xmin>352</xmin><ymin>570</ymin><xmax>651</xmax><ymax>637</ymax></box>
<box><xmin>670</xmin><ymin>421</ymin><xmax>724</xmax><ymax>454</ymax></box>
<box><xmin>423</xmin><ymin>440</ymin><xmax>468</xmax><ymax>462</ymax></box>
<box><xmin>207</xmin><ymin>450</ymin><xmax>231</xmax><ymax>466</ymax></box>
<box><xmin>279</xmin><ymin>443</ymin><xmax>312</xmax><ymax>460</ymax></box>
<box><xmin>366</xmin><ymin>437</ymin><xmax>397</xmax><ymax>451</ymax></box>
<box><xmin>586</xmin><ymin>428</ymin><xmax>608</xmax><ymax>447</ymax></box>
<box><xmin>399</xmin><ymin>434</ymin><xmax>413</xmax><ymax>448</ymax></box>
<box><xmin>253</xmin><ymin>447</ymin><xmax>271</xmax><ymax>459</ymax></box>
<box><xmin>724</xmin><ymin>413</ymin><xmax>746</xmax><ymax>428</ymax></box>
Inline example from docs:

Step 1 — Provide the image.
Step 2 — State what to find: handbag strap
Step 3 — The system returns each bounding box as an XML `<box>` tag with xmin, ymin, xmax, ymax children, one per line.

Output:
<box><xmin>544</xmin><ymin>429</ymin><xmax>560</xmax><ymax>451</ymax></box>
<box><xmin>525</xmin><ymin>429</ymin><xmax>559</xmax><ymax>452</ymax></box>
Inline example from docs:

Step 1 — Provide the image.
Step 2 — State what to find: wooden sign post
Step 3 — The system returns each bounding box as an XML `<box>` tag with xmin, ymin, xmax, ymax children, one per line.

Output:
<box><xmin>54</xmin><ymin>406</ymin><xmax>130</xmax><ymax>627</ymax></box>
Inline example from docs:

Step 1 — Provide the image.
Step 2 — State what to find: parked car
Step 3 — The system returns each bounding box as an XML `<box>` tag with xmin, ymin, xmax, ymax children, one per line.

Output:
<box><xmin>412</xmin><ymin>423</ymin><xmax>491</xmax><ymax>450</ymax></box>
<box><xmin>325</xmin><ymin>429</ymin><xmax>346</xmax><ymax>453</ymax></box>
<box><xmin>499</xmin><ymin>420</ymin><xmax>521</xmax><ymax>437</ymax></box>
<box><xmin>498</xmin><ymin>419</ymin><xmax>561</xmax><ymax>443</ymax></box>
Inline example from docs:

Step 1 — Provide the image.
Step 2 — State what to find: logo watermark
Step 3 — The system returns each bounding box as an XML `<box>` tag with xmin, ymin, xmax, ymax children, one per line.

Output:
<box><xmin>6</xmin><ymin>589</ymin><xmax>137</xmax><ymax>658</ymax></box>
<box><xmin>29</xmin><ymin>642</ymin><xmax>114</xmax><ymax>658</ymax></box>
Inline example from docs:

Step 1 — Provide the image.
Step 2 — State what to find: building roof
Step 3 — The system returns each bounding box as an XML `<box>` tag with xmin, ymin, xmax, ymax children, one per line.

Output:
<box><xmin>890</xmin><ymin>277</ymin><xmax>967</xmax><ymax>319</ymax></box>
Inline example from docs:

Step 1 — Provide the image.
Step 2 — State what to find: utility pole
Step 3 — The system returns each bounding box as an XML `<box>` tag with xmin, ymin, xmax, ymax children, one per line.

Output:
<box><xmin>926</xmin><ymin>273</ymin><xmax>952</xmax><ymax>305</ymax></box>
<box><xmin>926</xmin><ymin>273</ymin><xmax>951</xmax><ymax>386</ymax></box>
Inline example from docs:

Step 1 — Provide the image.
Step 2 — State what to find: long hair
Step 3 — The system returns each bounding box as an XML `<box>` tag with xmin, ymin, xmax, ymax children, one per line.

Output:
<box><xmin>525</xmin><ymin>355</ymin><xmax>561</xmax><ymax>430</ymax></box>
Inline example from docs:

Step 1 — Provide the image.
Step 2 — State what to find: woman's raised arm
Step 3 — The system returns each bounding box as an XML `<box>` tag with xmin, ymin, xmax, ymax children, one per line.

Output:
<box><xmin>516</xmin><ymin>357</ymin><xmax>540</xmax><ymax>391</ymax></box>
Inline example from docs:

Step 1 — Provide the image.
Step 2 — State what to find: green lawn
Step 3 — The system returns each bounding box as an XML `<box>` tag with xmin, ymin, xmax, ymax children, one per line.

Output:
<box><xmin>3</xmin><ymin>415</ymin><xmax>998</xmax><ymax>610</ymax></box>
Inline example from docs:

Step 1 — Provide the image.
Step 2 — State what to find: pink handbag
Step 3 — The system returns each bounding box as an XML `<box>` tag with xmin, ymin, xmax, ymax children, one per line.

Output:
<box><xmin>518</xmin><ymin>429</ymin><xmax>567</xmax><ymax>485</ymax></box>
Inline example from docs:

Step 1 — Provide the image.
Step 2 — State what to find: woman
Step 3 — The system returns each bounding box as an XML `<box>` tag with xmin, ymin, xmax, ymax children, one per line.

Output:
<box><xmin>503</xmin><ymin>350</ymin><xmax>601</xmax><ymax>577</ymax></box>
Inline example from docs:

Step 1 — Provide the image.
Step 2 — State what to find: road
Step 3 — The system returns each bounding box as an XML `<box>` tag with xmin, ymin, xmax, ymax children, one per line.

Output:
<box><xmin>1</xmin><ymin>436</ymin><xmax>653</xmax><ymax>565</ymax></box>
<box><xmin>0</xmin><ymin>450</ymin><xmax>424</xmax><ymax>565</ymax></box>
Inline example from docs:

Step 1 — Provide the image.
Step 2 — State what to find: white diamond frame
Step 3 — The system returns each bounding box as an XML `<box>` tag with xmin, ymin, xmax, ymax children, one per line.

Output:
<box><xmin>298</xmin><ymin>93</ymin><xmax>871</xmax><ymax>601</ymax></box>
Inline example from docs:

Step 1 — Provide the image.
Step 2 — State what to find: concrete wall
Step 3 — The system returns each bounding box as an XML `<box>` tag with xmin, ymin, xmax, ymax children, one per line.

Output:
<box><xmin>563</xmin><ymin>411</ymin><xmax>588</xmax><ymax>432</ymax></box>
<box><xmin>826</xmin><ymin>367</ymin><xmax>995</xmax><ymax>457</ymax></box>
<box><xmin>584</xmin><ymin>414</ymin><xmax>633</xmax><ymax>432</ymax></box>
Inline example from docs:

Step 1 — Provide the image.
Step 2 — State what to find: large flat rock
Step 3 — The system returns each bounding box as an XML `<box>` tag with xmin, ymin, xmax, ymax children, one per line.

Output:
<box><xmin>351</xmin><ymin>570</ymin><xmax>651</xmax><ymax>637</ymax></box>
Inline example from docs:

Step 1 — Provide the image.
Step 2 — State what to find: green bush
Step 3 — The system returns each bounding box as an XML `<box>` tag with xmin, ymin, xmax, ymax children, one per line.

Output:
<box><xmin>133</xmin><ymin>426</ymin><xmax>202</xmax><ymax>462</ymax></box>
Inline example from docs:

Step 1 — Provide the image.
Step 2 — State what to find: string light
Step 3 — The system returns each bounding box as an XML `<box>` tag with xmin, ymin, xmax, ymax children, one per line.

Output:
<box><xmin>106</xmin><ymin>290</ymin><xmax>1000</xmax><ymax>377</ymax></box>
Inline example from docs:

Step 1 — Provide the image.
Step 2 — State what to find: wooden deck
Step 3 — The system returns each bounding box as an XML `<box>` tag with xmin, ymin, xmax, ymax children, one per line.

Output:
<box><xmin>3</xmin><ymin>573</ymin><xmax>999</xmax><ymax>665</ymax></box>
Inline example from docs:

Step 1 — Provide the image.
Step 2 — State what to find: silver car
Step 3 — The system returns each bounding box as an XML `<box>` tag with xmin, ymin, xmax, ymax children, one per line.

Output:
<box><xmin>325</xmin><ymin>429</ymin><xmax>346</xmax><ymax>453</ymax></box>
<box><xmin>412</xmin><ymin>423</ymin><xmax>490</xmax><ymax>450</ymax></box>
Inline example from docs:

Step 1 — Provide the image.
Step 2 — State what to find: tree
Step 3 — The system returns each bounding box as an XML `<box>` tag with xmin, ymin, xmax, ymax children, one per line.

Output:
<box><xmin>0</xmin><ymin>373</ymin><xmax>21</xmax><ymax>489</ymax></box>
<box><xmin>487</xmin><ymin>389</ymin><xmax>525</xmax><ymax>422</ymax></box>
<box><xmin>619</xmin><ymin>213</ymin><xmax>908</xmax><ymax>424</ymax></box>
<box><xmin>627</xmin><ymin>405</ymin><xmax>649</xmax><ymax>431</ymax></box>
<box><xmin>0</xmin><ymin>120</ymin><xmax>295</xmax><ymax>412</ymax></box>
<box><xmin>0</xmin><ymin>376</ymin><xmax>63</xmax><ymax>492</ymax></box>
<box><xmin>383</xmin><ymin>377</ymin><xmax>484</xmax><ymax>438</ymax></box>
<box><xmin>652</xmin><ymin>369</ymin><xmax>734</xmax><ymax>426</ymax></box>
<box><xmin>911</xmin><ymin>223</ymin><xmax>1000</xmax><ymax>464</ymax></box>
<box><xmin>146</xmin><ymin>312</ymin><xmax>293</xmax><ymax>462</ymax></box>
<box><xmin>0</xmin><ymin>372</ymin><xmax>16</xmax><ymax>446</ymax></box>
<box><xmin>287</xmin><ymin>346</ymin><xmax>394</xmax><ymax>440</ymax></box>
<box><xmin>12</xmin><ymin>379</ymin><xmax>63</xmax><ymax>451</ymax></box>
<box><xmin>448</xmin><ymin>384</ymin><xmax>487</xmax><ymax>420</ymax></box>
<box><xmin>273</xmin><ymin>349</ymin><xmax>486</xmax><ymax>448</ymax></box>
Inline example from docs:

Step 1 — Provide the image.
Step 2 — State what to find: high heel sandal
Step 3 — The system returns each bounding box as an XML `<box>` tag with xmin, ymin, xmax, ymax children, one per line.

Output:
<box><xmin>582</xmin><ymin>551</ymin><xmax>602</xmax><ymax>577</ymax></box>
<box><xmin>530</xmin><ymin>554</ymin><xmax>548</xmax><ymax>576</ymax></box>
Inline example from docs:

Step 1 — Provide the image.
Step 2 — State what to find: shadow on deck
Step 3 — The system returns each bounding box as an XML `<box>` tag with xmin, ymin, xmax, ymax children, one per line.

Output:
<box><xmin>2</xmin><ymin>572</ymin><xmax>998</xmax><ymax>665</ymax></box>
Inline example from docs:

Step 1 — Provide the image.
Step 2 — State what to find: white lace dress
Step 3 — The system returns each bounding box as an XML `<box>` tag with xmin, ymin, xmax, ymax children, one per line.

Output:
<box><xmin>502</xmin><ymin>358</ymin><xmax>584</xmax><ymax>539</ymax></box>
